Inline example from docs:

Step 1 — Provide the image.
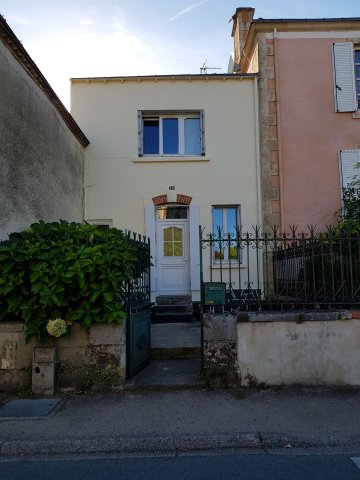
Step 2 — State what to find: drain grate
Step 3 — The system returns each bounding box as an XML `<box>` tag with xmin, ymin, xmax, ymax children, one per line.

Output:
<box><xmin>0</xmin><ymin>398</ymin><xmax>61</xmax><ymax>418</ymax></box>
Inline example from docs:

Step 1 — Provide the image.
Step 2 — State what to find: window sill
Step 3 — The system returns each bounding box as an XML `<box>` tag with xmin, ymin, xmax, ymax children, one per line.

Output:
<box><xmin>352</xmin><ymin>111</ymin><xmax>360</xmax><ymax>119</ymax></box>
<box><xmin>133</xmin><ymin>156</ymin><xmax>210</xmax><ymax>163</ymax></box>
<box><xmin>211</xmin><ymin>263</ymin><xmax>247</xmax><ymax>269</ymax></box>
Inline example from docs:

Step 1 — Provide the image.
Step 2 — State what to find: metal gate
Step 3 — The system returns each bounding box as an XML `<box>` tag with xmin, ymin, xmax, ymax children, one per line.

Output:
<box><xmin>125</xmin><ymin>232</ymin><xmax>152</xmax><ymax>379</ymax></box>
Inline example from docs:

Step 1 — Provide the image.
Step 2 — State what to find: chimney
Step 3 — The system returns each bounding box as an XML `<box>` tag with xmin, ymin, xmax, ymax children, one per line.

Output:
<box><xmin>231</xmin><ymin>7</ymin><xmax>255</xmax><ymax>67</ymax></box>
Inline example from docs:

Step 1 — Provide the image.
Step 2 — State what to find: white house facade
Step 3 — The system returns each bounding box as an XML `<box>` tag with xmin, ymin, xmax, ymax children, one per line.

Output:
<box><xmin>70</xmin><ymin>74</ymin><xmax>261</xmax><ymax>302</ymax></box>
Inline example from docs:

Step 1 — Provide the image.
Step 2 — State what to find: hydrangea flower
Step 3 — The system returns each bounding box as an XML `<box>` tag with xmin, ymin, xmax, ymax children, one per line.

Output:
<box><xmin>46</xmin><ymin>318</ymin><xmax>67</xmax><ymax>337</ymax></box>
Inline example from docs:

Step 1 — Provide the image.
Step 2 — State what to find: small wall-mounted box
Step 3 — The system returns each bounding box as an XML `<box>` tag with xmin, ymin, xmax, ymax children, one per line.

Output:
<box><xmin>203</xmin><ymin>282</ymin><xmax>226</xmax><ymax>306</ymax></box>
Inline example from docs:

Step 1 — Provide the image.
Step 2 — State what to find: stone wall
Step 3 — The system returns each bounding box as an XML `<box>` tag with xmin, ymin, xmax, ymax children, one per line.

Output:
<box><xmin>203</xmin><ymin>312</ymin><xmax>239</xmax><ymax>387</ymax></box>
<box><xmin>0</xmin><ymin>322</ymin><xmax>126</xmax><ymax>394</ymax></box>
<box><xmin>0</xmin><ymin>323</ymin><xmax>34</xmax><ymax>392</ymax></box>
<box><xmin>203</xmin><ymin>310</ymin><xmax>360</xmax><ymax>387</ymax></box>
<box><xmin>0</xmin><ymin>37</ymin><xmax>85</xmax><ymax>240</ymax></box>
<box><xmin>231</xmin><ymin>9</ymin><xmax>280</xmax><ymax>229</ymax></box>
<box><xmin>257</xmin><ymin>32</ymin><xmax>281</xmax><ymax>229</ymax></box>
<box><xmin>237</xmin><ymin>311</ymin><xmax>360</xmax><ymax>387</ymax></box>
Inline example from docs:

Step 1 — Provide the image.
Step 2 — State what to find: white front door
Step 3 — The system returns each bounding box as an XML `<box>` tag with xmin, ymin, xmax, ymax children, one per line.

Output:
<box><xmin>156</xmin><ymin>207</ymin><xmax>190</xmax><ymax>295</ymax></box>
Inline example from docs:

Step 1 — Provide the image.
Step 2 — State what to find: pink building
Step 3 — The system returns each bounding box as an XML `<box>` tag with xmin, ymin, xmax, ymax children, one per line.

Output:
<box><xmin>231</xmin><ymin>8</ymin><xmax>360</xmax><ymax>231</ymax></box>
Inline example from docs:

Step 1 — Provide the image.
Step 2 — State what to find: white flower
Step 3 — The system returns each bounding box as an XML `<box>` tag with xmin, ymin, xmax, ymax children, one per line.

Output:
<box><xmin>46</xmin><ymin>318</ymin><xmax>67</xmax><ymax>337</ymax></box>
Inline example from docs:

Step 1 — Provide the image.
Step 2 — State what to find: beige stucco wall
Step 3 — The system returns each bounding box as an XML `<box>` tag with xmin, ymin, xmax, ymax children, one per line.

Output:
<box><xmin>71</xmin><ymin>76</ymin><xmax>261</xmax><ymax>294</ymax></box>
<box><xmin>0</xmin><ymin>38</ymin><xmax>85</xmax><ymax>240</ymax></box>
<box><xmin>71</xmin><ymin>76</ymin><xmax>259</xmax><ymax>233</ymax></box>
<box><xmin>238</xmin><ymin>317</ymin><xmax>360</xmax><ymax>386</ymax></box>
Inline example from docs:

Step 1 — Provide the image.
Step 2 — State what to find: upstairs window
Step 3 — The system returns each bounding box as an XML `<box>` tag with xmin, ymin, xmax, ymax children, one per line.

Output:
<box><xmin>355</xmin><ymin>49</ymin><xmax>360</xmax><ymax>109</ymax></box>
<box><xmin>138</xmin><ymin>110</ymin><xmax>205</xmax><ymax>156</ymax></box>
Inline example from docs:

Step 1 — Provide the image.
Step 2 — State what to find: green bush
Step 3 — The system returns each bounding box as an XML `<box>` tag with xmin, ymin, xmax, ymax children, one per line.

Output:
<box><xmin>0</xmin><ymin>221</ymin><xmax>148</xmax><ymax>342</ymax></box>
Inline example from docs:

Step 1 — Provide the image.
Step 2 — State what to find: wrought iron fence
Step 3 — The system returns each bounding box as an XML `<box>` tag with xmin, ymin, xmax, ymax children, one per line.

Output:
<box><xmin>123</xmin><ymin>230</ymin><xmax>151</xmax><ymax>313</ymax></box>
<box><xmin>200</xmin><ymin>226</ymin><xmax>360</xmax><ymax>311</ymax></box>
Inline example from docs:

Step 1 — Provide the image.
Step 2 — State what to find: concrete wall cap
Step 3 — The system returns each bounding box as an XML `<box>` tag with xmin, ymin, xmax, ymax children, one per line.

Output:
<box><xmin>237</xmin><ymin>310</ymin><xmax>352</xmax><ymax>323</ymax></box>
<box><xmin>0</xmin><ymin>322</ymin><xmax>25</xmax><ymax>332</ymax></box>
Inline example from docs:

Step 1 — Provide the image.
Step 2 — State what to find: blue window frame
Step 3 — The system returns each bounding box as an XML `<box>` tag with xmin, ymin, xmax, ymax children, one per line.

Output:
<box><xmin>184</xmin><ymin>118</ymin><xmax>201</xmax><ymax>155</ymax></box>
<box><xmin>139</xmin><ymin>111</ymin><xmax>204</xmax><ymax>156</ymax></box>
<box><xmin>163</xmin><ymin>118</ymin><xmax>179</xmax><ymax>154</ymax></box>
<box><xmin>212</xmin><ymin>206</ymin><xmax>240</xmax><ymax>262</ymax></box>
<box><xmin>143</xmin><ymin>119</ymin><xmax>159</xmax><ymax>154</ymax></box>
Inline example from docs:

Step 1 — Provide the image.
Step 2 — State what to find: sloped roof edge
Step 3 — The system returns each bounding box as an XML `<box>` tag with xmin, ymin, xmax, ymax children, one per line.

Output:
<box><xmin>0</xmin><ymin>14</ymin><xmax>89</xmax><ymax>148</ymax></box>
<box><xmin>71</xmin><ymin>73</ymin><xmax>258</xmax><ymax>83</ymax></box>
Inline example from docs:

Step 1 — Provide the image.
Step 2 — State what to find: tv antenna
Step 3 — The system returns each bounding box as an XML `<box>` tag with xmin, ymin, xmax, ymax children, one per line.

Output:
<box><xmin>200</xmin><ymin>60</ymin><xmax>221</xmax><ymax>74</ymax></box>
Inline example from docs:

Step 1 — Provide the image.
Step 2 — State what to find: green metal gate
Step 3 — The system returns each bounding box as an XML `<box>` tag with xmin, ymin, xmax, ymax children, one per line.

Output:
<box><xmin>125</xmin><ymin>232</ymin><xmax>152</xmax><ymax>379</ymax></box>
<box><xmin>127</xmin><ymin>308</ymin><xmax>151</xmax><ymax>378</ymax></box>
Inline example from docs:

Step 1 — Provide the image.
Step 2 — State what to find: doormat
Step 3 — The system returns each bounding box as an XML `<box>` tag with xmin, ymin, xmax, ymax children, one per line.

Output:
<box><xmin>0</xmin><ymin>398</ymin><xmax>62</xmax><ymax>419</ymax></box>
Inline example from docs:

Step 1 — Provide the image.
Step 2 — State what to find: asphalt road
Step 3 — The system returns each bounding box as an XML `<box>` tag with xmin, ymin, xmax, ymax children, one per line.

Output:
<box><xmin>1</xmin><ymin>454</ymin><xmax>360</xmax><ymax>480</ymax></box>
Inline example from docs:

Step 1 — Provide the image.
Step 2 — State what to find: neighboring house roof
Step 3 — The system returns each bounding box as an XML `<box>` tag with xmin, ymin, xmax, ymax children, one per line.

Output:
<box><xmin>0</xmin><ymin>14</ymin><xmax>89</xmax><ymax>148</ymax></box>
<box><xmin>231</xmin><ymin>7</ymin><xmax>360</xmax><ymax>25</ymax></box>
<box><xmin>239</xmin><ymin>14</ymin><xmax>360</xmax><ymax>72</ymax></box>
<box><xmin>252</xmin><ymin>17</ymin><xmax>360</xmax><ymax>24</ymax></box>
<box><xmin>248</xmin><ymin>16</ymin><xmax>360</xmax><ymax>33</ymax></box>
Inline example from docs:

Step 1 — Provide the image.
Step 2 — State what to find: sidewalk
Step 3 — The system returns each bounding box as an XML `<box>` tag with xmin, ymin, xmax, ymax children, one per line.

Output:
<box><xmin>1</xmin><ymin>387</ymin><xmax>360</xmax><ymax>457</ymax></box>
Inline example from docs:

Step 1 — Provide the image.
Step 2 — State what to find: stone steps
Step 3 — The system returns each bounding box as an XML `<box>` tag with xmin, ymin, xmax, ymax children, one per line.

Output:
<box><xmin>152</xmin><ymin>311</ymin><xmax>193</xmax><ymax>323</ymax></box>
<box><xmin>125</xmin><ymin>358</ymin><xmax>202</xmax><ymax>389</ymax></box>
<box><xmin>152</xmin><ymin>295</ymin><xmax>194</xmax><ymax>323</ymax></box>
<box><xmin>155</xmin><ymin>294</ymin><xmax>192</xmax><ymax>305</ymax></box>
<box><xmin>151</xmin><ymin>346</ymin><xmax>201</xmax><ymax>360</ymax></box>
<box><xmin>126</xmin><ymin>322</ymin><xmax>202</xmax><ymax>388</ymax></box>
<box><xmin>150</xmin><ymin>319</ymin><xmax>201</xmax><ymax>369</ymax></box>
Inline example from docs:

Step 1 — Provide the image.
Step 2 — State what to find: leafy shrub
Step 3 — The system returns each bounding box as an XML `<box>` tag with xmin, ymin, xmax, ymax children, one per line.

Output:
<box><xmin>0</xmin><ymin>221</ymin><xmax>149</xmax><ymax>342</ymax></box>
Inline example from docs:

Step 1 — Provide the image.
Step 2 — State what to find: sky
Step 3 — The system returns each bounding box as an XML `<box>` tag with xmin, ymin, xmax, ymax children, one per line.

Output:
<box><xmin>0</xmin><ymin>0</ymin><xmax>359</xmax><ymax>109</ymax></box>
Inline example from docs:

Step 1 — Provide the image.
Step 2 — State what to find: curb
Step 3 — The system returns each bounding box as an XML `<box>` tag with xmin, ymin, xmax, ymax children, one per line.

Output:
<box><xmin>0</xmin><ymin>434</ymin><xmax>260</xmax><ymax>457</ymax></box>
<box><xmin>1</xmin><ymin>432</ymin><xmax>360</xmax><ymax>457</ymax></box>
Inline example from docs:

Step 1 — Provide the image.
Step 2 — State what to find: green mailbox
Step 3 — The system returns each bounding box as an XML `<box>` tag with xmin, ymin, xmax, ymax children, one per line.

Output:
<box><xmin>203</xmin><ymin>282</ymin><xmax>226</xmax><ymax>305</ymax></box>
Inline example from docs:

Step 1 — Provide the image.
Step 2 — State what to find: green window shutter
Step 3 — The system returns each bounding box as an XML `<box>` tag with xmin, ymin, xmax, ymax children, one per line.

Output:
<box><xmin>200</xmin><ymin>109</ymin><xmax>206</xmax><ymax>156</ymax></box>
<box><xmin>137</xmin><ymin>110</ymin><xmax>143</xmax><ymax>156</ymax></box>
<box><xmin>332</xmin><ymin>43</ymin><xmax>357</xmax><ymax>112</ymax></box>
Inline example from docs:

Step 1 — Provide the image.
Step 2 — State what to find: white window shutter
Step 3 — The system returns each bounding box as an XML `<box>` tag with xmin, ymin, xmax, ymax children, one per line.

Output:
<box><xmin>189</xmin><ymin>205</ymin><xmax>200</xmax><ymax>291</ymax></box>
<box><xmin>332</xmin><ymin>43</ymin><xmax>357</xmax><ymax>112</ymax></box>
<box><xmin>339</xmin><ymin>150</ymin><xmax>360</xmax><ymax>193</ymax></box>
<box><xmin>144</xmin><ymin>205</ymin><xmax>156</xmax><ymax>296</ymax></box>
<box><xmin>200</xmin><ymin>109</ymin><xmax>205</xmax><ymax>156</ymax></box>
<box><xmin>137</xmin><ymin>110</ymin><xmax>143</xmax><ymax>156</ymax></box>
